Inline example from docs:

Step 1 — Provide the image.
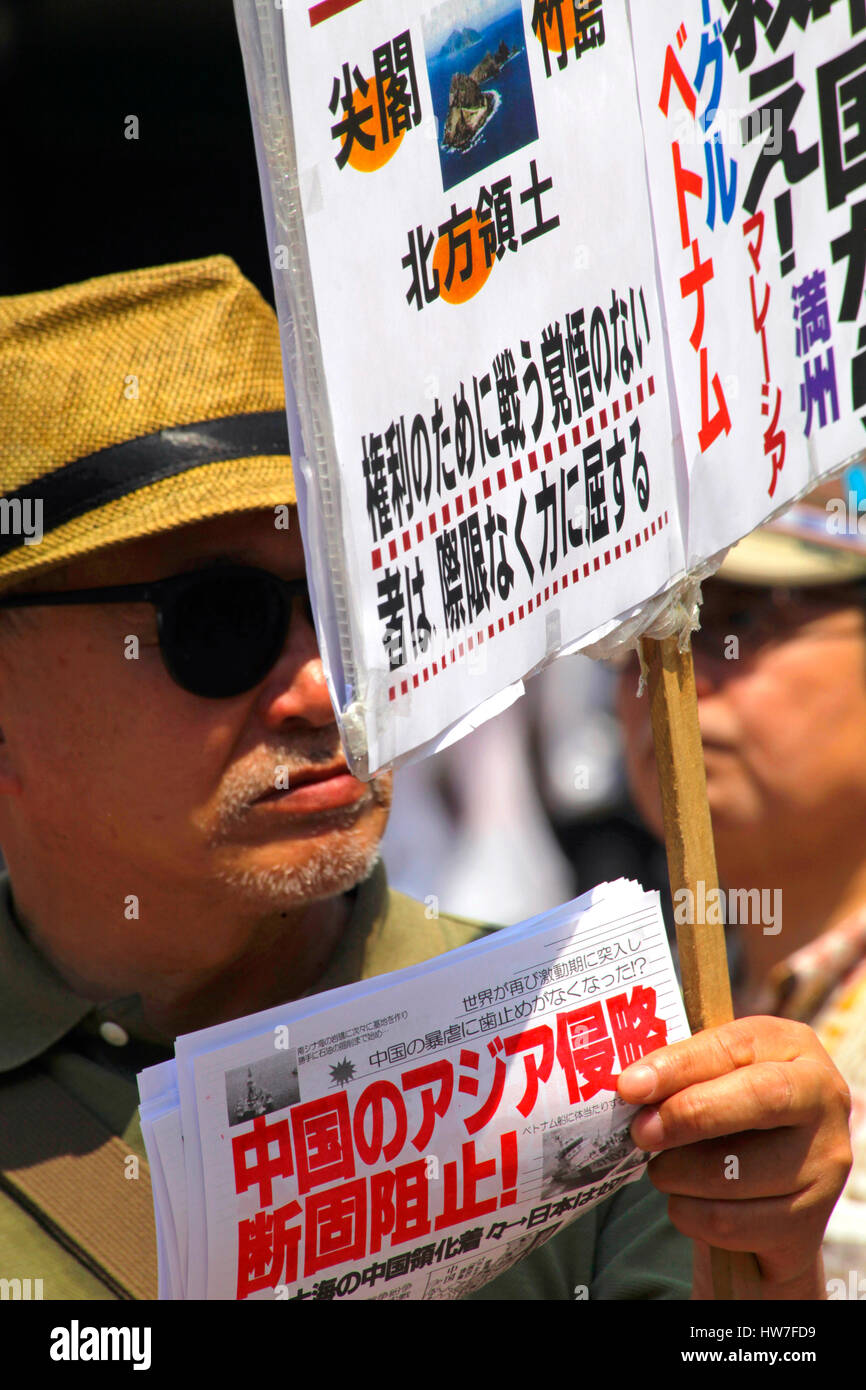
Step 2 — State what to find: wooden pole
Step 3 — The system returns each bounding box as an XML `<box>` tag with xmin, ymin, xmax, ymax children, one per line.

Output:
<box><xmin>641</xmin><ymin>632</ymin><xmax>763</xmax><ymax>1301</ymax></box>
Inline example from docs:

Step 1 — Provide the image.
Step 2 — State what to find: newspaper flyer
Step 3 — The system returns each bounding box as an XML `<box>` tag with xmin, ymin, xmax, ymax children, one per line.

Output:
<box><xmin>630</xmin><ymin>0</ymin><xmax>866</xmax><ymax>570</ymax></box>
<box><xmin>139</xmin><ymin>880</ymin><xmax>690</xmax><ymax>1300</ymax></box>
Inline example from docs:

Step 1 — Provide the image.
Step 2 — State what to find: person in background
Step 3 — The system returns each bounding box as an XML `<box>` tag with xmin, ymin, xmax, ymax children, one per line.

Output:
<box><xmin>617</xmin><ymin>475</ymin><xmax>866</xmax><ymax>1289</ymax></box>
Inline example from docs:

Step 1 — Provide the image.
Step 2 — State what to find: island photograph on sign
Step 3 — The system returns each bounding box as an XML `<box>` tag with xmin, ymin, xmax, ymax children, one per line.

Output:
<box><xmin>423</xmin><ymin>0</ymin><xmax>539</xmax><ymax>191</ymax></box>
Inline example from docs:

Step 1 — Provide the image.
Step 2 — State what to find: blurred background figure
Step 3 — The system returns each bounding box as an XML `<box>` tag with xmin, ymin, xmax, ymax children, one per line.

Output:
<box><xmin>381</xmin><ymin>695</ymin><xmax>575</xmax><ymax>926</ymax></box>
<box><xmin>617</xmin><ymin>472</ymin><xmax>866</xmax><ymax>1286</ymax></box>
<box><xmin>380</xmin><ymin>653</ymin><xmax>663</xmax><ymax>925</ymax></box>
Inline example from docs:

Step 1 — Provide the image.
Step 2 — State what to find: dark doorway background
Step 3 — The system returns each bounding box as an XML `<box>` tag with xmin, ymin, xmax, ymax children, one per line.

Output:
<box><xmin>0</xmin><ymin>0</ymin><xmax>273</xmax><ymax>299</ymax></box>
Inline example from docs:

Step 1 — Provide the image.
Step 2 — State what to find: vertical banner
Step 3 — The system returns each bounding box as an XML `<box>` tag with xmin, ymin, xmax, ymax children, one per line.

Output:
<box><xmin>629</xmin><ymin>0</ymin><xmax>866</xmax><ymax>569</ymax></box>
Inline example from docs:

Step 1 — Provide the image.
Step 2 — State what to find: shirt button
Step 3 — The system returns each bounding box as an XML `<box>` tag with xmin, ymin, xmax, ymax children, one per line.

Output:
<box><xmin>99</xmin><ymin>1021</ymin><xmax>129</xmax><ymax>1047</ymax></box>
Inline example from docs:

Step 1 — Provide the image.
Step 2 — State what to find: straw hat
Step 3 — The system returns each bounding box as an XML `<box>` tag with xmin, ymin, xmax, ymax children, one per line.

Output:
<box><xmin>0</xmin><ymin>255</ymin><xmax>295</xmax><ymax>593</ymax></box>
<box><xmin>717</xmin><ymin>470</ymin><xmax>866</xmax><ymax>587</ymax></box>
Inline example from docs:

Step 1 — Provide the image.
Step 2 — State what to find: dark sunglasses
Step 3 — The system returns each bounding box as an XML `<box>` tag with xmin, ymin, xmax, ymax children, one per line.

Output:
<box><xmin>0</xmin><ymin>564</ymin><xmax>313</xmax><ymax>698</ymax></box>
<box><xmin>693</xmin><ymin>579</ymin><xmax>866</xmax><ymax>657</ymax></box>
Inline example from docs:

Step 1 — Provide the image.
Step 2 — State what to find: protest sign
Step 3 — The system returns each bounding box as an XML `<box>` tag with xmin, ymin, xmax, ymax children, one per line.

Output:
<box><xmin>235</xmin><ymin>0</ymin><xmax>865</xmax><ymax>777</ymax></box>
<box><xmin>236</xmin><ymin>0</ymin><xmax>685</xmax><ymax>776</ymax></box>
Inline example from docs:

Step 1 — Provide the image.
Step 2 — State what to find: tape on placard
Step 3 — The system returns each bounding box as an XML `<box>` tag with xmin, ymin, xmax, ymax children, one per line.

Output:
<box><xmin>545</xmin><ymin>608</ymin><xmax>561</xmax><ymax>655</ymax></box>
<box><xmin>301</xmin><ymin>165</ymin><xmax>324</xmax><ymax>217</ymax></box>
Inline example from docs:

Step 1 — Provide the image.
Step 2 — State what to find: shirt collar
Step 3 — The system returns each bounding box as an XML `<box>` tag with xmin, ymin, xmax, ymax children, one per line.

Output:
<box><xmin>0</xmin><ymin>860</ymin><xmax>391</xmax><ymax>1073</ymax></box>
<box><xmin>0</xmin><ymin>872</ymin><xmax>92</xmax><ymax>1072</ymax></box>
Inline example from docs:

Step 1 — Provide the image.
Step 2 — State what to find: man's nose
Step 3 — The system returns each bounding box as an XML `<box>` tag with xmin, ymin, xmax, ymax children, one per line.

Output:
<box><xmin>255</xmin><ymin>598</ymin><xmax>336</xmax><ymax>731</ymax></box>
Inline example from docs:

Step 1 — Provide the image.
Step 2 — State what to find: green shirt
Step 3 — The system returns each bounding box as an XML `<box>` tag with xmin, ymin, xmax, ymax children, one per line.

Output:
<box><xmin>0</xmin><ymin>862</ymin><xmax>691</xmax><ymax>1300</ymax></box>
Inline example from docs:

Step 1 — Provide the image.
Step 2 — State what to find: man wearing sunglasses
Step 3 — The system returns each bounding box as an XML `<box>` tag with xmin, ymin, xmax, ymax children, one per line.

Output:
<box><xmin>617</xmin><ymin>480</ymin><xmax>866</xmax><ymax>1293</ymax></box>
<box><xmin>0</xmin><ymin>257</ymin><xmax>852</xmax><ymax>1302</ymax></box>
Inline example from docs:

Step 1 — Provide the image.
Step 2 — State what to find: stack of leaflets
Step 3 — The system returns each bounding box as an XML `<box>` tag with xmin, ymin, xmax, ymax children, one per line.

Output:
<box><xmin>138</xmin><ymin>878</ymin><xmax>690</xmax><ymax>1300</ymax></box>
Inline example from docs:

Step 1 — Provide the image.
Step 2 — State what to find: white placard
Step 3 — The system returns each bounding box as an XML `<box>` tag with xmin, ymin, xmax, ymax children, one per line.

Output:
<box><xmin>235</xmin><ymin>0</ymin><xmax>865</xmax><ymax>775</ymax></box>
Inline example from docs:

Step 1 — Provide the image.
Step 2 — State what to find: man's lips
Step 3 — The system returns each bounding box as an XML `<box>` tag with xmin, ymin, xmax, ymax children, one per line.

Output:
<box><xmin>254</xmin><ymin>763</ymin><xmax>368</xmax><ymax>813</ymax></box>
<box><xmin>285</xmin><ymin>763</ymin><xmax>350</xmax><ymax>790</ymax></box>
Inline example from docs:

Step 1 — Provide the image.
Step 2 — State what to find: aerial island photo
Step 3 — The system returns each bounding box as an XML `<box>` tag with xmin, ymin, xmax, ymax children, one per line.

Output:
<box><xmin>423</xmin><ymin>0</ymin><xmax>539</xmax><ymax>192</ymax></box>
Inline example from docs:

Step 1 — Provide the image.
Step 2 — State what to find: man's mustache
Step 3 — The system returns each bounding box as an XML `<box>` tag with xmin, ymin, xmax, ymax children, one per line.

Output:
<box><xmin>212</xmin><ymin>744</ymin><xmax>389</xmax><ymax>825</ymax></box>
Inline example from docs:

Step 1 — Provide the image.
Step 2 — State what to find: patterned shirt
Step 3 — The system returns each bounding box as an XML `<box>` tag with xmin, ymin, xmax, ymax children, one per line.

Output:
<box><xmin>740</xmin><ymin>909</ymin><xmax>866</xmax><ymax>1287</ymax></box>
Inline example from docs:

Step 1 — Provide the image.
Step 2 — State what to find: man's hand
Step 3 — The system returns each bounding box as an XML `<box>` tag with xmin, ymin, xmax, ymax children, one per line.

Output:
<box><xmin>618</xmin><ymin>1017</ymin><xmax>852</xmax><ymax>1300</ymax></box>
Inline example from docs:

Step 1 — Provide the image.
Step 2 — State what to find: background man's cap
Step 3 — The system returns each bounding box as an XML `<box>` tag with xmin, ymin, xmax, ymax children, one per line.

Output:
<box><xmin>0</xmin><ymin>255</ymin><xmax>295</xmax><ymax>592</ymax></box>
<box><xmin>717</xmin><ymin>468</ymin><xmax>866</xmax><ymax>587</ymax></box>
